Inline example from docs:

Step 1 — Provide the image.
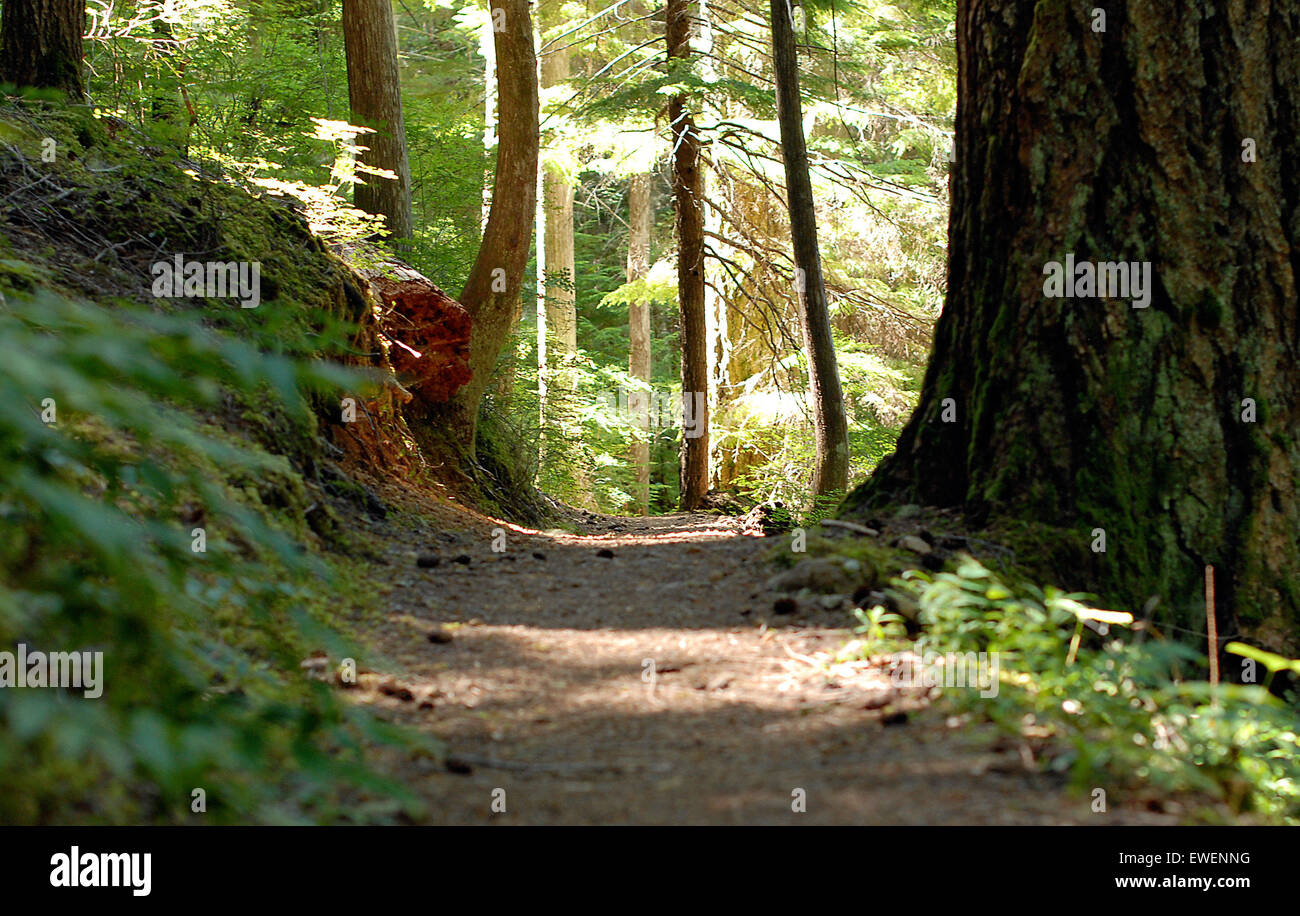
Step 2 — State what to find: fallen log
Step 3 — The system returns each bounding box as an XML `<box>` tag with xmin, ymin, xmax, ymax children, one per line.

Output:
<box><xmin>348</xmin><ymin>252</ymin><xmax>473</xmax><ymax>404</ymax></box>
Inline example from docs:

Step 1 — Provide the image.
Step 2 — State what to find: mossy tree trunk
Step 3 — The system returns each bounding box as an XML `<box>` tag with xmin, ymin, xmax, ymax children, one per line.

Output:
<box><xmin>848</xmin><ymin>0</ymin><xmax>1300</xmax><ymax>647</ymax></box>
<box><xmin>0</xmin><ymin>0</ymin><xmax>85</xmax><ymax>99</ymax></box>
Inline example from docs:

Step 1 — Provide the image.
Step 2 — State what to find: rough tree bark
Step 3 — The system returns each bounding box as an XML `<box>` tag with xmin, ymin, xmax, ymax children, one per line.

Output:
<box><xmin>846</xmin><ymin>0</ymin><xmax>1300</xmax><ymax>648</ymax></box>
<box><xmin>667</xmin><ymin>0</ymin><xmax>709</xmax><ymax>509</ymax></box>
<box><xmin>342</xmin><ymin>0</ymin><xmax>414</xmax><ymax>241</ymax></box>
<box><xmin>0</xmin><ymin>0</ymin><xmax>85</xmax><ymax>99</ymax></box>
<box><xmin>627</xmin><ymin>172</ymin><xmax>654</xmax><ymax>514</ymax></box>
<box><xmin>770</xmin><ymin>0</ymin><xmax>850</xmax><ymax>497</ymax></box>
<box><xmin>419</xmin><ymin>0</ymin><xmax>538</xmax><ymax>455</ymax></box>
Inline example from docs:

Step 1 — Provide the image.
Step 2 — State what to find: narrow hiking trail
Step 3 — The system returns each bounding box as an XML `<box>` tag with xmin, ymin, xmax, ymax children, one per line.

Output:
<box><xmin>336</xmin><ymin>499</ymin><xmax>1171</xmax><ymax>825</ymax></box>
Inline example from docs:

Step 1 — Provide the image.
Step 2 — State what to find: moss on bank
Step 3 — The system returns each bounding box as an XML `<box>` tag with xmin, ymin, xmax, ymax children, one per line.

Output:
<box><xmin>0</xmin><ymin>101</ymin><xmax>443</xmax><ymax>823</ymax></box>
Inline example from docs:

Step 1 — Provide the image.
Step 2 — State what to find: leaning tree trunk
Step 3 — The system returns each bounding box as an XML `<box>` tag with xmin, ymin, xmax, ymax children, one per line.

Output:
<box><xmin>0</xmin><ymin>0</ymin><xmax>85</xmax><ymax>99</ymax></box>
<box><xmin>342</xmin><ymin>0</ymin><xmax>414</xmax><ymax>241</ymax></box>
<box><xmin>627</xmin><ymin>172</ymin><xmax>654</xmax><ymax>514</ymax></box>
<box><xmin>848</xmin><ymin>0</ymin><xmax>1300</xmax><ymax>650</ymax></box>
<box><xmin>418</xmin><ymin>0</ymin><xmax>538</xmax><ymax>456</ymax></box>
<box><xmin>666</xmin><ymin>0</ymin><xmax>709</xmax><ymax>509</ymax></box>
<box><xmin>771</xmin><ymin>0</ymin><xmax>850</xmax><ymax>498</ymax></box>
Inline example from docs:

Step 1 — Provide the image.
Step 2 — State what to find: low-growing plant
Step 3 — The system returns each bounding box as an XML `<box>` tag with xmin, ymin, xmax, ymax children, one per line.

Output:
<box><xmin>893</xmin><ymin>557</ymin><xmax>1300</xmax><ymax>822</ymax></box>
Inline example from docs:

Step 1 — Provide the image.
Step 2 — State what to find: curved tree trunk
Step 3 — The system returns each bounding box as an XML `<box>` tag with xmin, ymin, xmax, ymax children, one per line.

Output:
<box><xmin>0</xmin><ymin>0</ymin><xmax>85</xmax><ymax>99</ymax></box>
<box><xmin>770</xmin><ymin>0</ymin><xmax>849</xmax><ymax>498</ymax></box>
<box><xmin>667</xmin><ymin>0</ymin><xmax>709</xmax><ymax>509</ymax></box>
<box><xmin>420</xmin><ymin>0</ymin><xmax>538</xmax><ymax>455</ymax></box>
<box><xmin>343</xmin><ymin>0</ymin><xmax>414</xmax><ymax>241</ymax></box>
<box><xmin>848</xmin><ymin>0</ymin><xmax>1300</xmax><ymax>648</ymax></box>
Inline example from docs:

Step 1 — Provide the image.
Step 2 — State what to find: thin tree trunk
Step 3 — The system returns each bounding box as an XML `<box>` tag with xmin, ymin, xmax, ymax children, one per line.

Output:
<box><xmin>848</xmin><ymin>0</ymin><xmax>1300</xmax><ymax>648</ymax></box>
<box><xmin>667</xmin><ymin>0</ymin><xmax>709</xmax><ymax>509</ymax></box>
<box><xmin>150</xmin><ymin>14</ymin><xmax>191</xmax><ymax>155</ymax></box>
<box><xmin>540</xmin><ymin>32</ymin><xmax>577</xmax><ymax>360</ymax></box>
<box><xmin>481</xmin><ymin>15</ymin><xmax>497</xmax><ymax>225</ymax></box>
<box><xmin>627</xmin><ymin>172</ymin><xmax>654</xmax><ymax>514</ymax></box>
<box><xmin>535</xmin><ymin>140</ymin><xmax>548</xmax><ymax>463</ymax></box>
<box><xmin>770</xmin><ymin>0</ymin><xmax>849</xmax><ymax>497</ymax></box>
<box><xmin>0</xmin><ymin>0</ymin><xmax>85</xmax><ymax>99</ymax></box>
<box><xmin>419</xmin><ymin>0</ymin><xmax>538</xmax><ymax>455</ymax></box>
<box><xmin>343</xmin><ymin>0</ymin><xmax>414</xmax><ymax>241</ymax></box>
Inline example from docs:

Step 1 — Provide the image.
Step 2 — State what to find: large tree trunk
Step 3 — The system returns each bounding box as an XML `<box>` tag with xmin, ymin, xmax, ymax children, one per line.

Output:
<box><xmin>770</xmin><ymin>0</ymin><xmax>850</xmax><ymax>497</ymax></box>
<box><xmin>667</xmin><ymin>0</ymin><xmax>709</xmax><ymax>509</ymax></box>
<box><xmin>0</xmin><ymin>0</ymin><xmax>85</xmax><ymax>99</ymax></box>
<box><xmin>627</xmin><ymin>172</ymin><xmax>654</xmax><ymax>514</ymax></box>
<box><xmin>421</xmin><ymin>0</ymin><xmax>538</xmax><ymax>455</ymax></box>
<box><xmin>848</xmin><ymin>0</ymin><xmax>1300</xmax><ymax>649</ymax></box>
<box><xmin>342</xmin><ymin>0</ymin><xmax>414</xmax><ymax>241</ymax></box>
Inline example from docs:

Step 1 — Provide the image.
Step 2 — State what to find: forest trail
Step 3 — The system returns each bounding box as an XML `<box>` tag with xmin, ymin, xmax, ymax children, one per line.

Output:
<box><xmin>343</xmin><ymin>504</ymin><xmax>1160</xmax><ymax>825</ymax></box>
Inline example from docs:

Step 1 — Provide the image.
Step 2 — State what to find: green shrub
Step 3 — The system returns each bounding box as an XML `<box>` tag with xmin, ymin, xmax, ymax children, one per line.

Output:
<box><xmin>0</xmin><ymin>283</ymin><xmax>418</xmax><ymax>823</ymax></box>
<box><xmin>892</xmin><ymin>557</ymin><xmax>1300</xmax><ymax>822</ymax></box>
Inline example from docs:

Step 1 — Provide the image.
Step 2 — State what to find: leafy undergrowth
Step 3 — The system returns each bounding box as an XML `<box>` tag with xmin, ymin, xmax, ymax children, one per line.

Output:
<box><xmin>0</xmin><ymin>103</ymin><xmax>437</xmax><ymax>823</ymax></box>
<box><xmin>869</xmin><ymin>557</ymin><xmax>1300</xmax><ymax>823</ymax></box>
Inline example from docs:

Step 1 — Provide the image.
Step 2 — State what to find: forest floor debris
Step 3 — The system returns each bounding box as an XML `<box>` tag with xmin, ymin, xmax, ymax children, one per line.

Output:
<box><xmin>325</xmin><ymin>492</ymin><xmax>1181</xmax><ymax>825</ymax></box>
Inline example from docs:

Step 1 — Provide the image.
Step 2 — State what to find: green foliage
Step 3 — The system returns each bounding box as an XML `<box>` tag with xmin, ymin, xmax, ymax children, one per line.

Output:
<box><xmin>0</xmin><ymin>90</ymin><xmax>430</xmax><ymax>820</ymax></box>
<box><xmin>890</xmin><ymin>557</ymin><xmax>1300</xmax><ymax>822</ymax></box>
<box><xmin>850</xmin><ymin>604</ymin><xmax>908</xmax><ymax>654</ymax></box>
<box><xmin>67</xmin><ymin>0</ymin><xmax>957</xmax><ymax>519</ymax></box>
<box><xmin>0</xmin><ymin>278</ymin><xmax>425</xmax><ymax>823</ymax></box>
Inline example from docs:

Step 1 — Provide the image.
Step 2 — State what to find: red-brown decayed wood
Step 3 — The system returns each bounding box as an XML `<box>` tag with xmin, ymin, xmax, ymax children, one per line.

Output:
<box><xmin>362</xmin><ymin>260</ymin><xmax>472</xmax><ymax>404</ymax></box>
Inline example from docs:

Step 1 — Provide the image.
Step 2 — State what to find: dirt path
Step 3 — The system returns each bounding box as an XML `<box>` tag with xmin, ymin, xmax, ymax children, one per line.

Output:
<box><xmin>338</xmin><ymin>502</ymin><xmax>1164</xmax><ymax>825</ymax></box>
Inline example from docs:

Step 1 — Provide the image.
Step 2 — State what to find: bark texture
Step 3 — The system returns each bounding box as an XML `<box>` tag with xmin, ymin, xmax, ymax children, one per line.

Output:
<box><xmin>343</xmin><ymin>0</ymin><xmax>414</xmax><ymax>240</ymax></box>
<box><xmin>627</xmin><ymin>172</ymin><xmax>654</xmax><ymax>514</ymax></box>
<box><xmin>847</xmin><ymin>0</ymin><xmax>1300</xmax><ymax>647</ymax></box>
<box><xmin>360</xmin><ymin>258</ymin><xmax>472</xmax><ymax>403</ymax></box>
<box><xmin>771</xmin><ymin>0</ymin><xmax>850</xmax><ymax>497</ymax></box>
<box><xmin>0</xmin><ymin>0</ymin><xmax>84</xmax><ymax>98</ymax></box>
<box><xmin>667</xmin><ymin>0</ymin><xmax>709</xmax><ymax>509</ymax></box>
<box><xmin>422</xmin><ymin>0</ymin><xmax>538</xmax><ymax>454</ymax></box>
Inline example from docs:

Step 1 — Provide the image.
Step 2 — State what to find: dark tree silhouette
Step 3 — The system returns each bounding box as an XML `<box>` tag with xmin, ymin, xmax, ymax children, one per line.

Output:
<box><xmin>0</xmin><ymin>0</ymin><xmax>85</xmax><ymax>98</ymax></box>
<box><xmin>848</xmin><ymin>0</ymin><xmax>1300</xmax><ymax>644</ymax></box>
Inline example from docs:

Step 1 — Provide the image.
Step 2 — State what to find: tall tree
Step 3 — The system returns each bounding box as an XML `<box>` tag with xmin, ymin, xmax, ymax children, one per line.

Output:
<box><xmin>627</xmin><ymin>172</ymin><xmax>654</xmax><ymax>514</ymax></box>
<box><xmin>666</xmin><ymin>0</ymin><xmax>708</xmax><ymax>508</ymax></box>
<box><xmin>150</xmin><ymin>13</ymin><xmax>193</xmax><ymax>154</ymax></box>
<box><xmin>539</xmin><ymin>3</ymin><xmax>577</xmax><ymax>364</ymax></box>
<box><xmin>426</xmin><ymin>0</ymin><xmax>538</xmax><ymax>454</ymax></box>
<box><xmin>0</xmin><ymin>0</ymin><xmax>85</xmax><ymax>98</ymax></box>
<box><xmin>770</xmin><ymin>0</ymin><xmax>849</xmax><ymax>496</ymax></box>
<box><xmin>342</xmin><ymin>0</ymin><xmax>414</xmax><ymax>241</ymax></box>
<box><xmin>848</xmin><ymin>1</ymin><xmax>1300</xmax><ymax>645</ymax></box>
